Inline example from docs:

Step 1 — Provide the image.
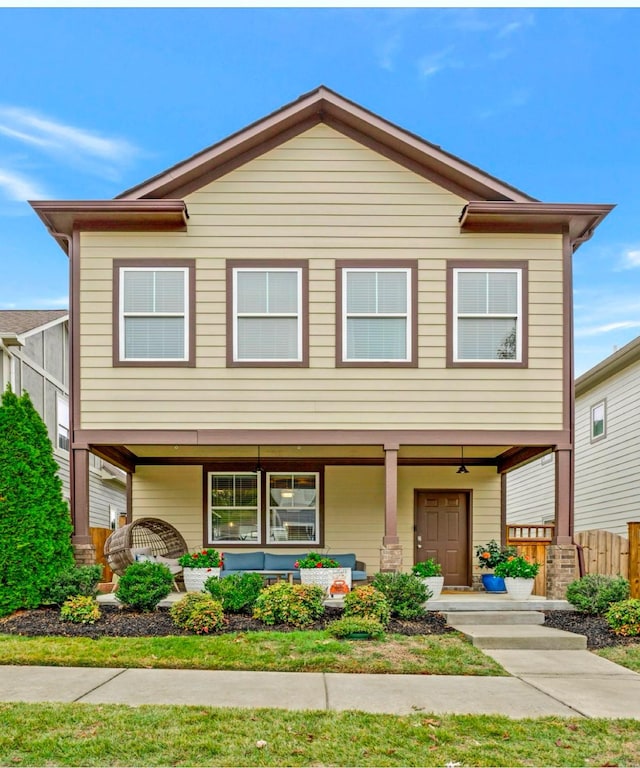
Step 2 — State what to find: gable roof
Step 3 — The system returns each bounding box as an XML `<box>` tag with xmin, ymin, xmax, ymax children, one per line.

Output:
<box><xmin>576</xmin><ymin>334</ymin><xmax>640</xmax><ymax>396</ymax></box>
<box><xmin>0</xmin><ymin>309</ymin><xmax>68</xmax><ymax>335</ymax></box>
<box><xmin>116</xmin><ymin>85</ymin><xmax>536</xmax><ymax>203</ymax></box>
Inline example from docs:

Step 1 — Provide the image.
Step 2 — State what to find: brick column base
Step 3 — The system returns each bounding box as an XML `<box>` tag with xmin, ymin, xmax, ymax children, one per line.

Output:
<box><xmin>380</xmin><ymin>544</ymin><xmax>403</xmax><ymax>573</ymax></box>
<box><xmin>546</xmin><ymin>544</ymin><xmax>578</xmax><ymax>600</ymax></box>
<box><xmin>73</xmin><ymin>542</ymin><xmax>97</xmax><ymax>566</ymax></box>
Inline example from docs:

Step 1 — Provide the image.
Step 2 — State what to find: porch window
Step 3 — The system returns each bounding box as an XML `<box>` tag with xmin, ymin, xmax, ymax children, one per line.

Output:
<box><xmin>209</xmin><ymin>473</ymin><xmax>260</xmax><ymax>543</ymax></box>
<box><xmin>267</xmin><ymin>472</ymin><xmax>319</xmax><ymax>544</ymax></box>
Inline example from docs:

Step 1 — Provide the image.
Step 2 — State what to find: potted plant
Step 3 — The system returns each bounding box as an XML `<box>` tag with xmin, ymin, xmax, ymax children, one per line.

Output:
<box><xmin>475</xmin><ymin>540</ymin><xmax>517</xmax><ymax>593</ymax></box>
<box><xmin>178</xmin><ymin>548</ymin><xmax>223</xmax><ymax>592</ymax></box>
<box><xmin>295</xmin><ymin>553</ymin><xmax>351</xmax><ymax>595</ymax></box>
<box><xmin>494</xmin><ymin>555</ymin><xmax>540</xmax><ymax>600</ymax></box>
<box><xmin>411</xmin><ymin>558</ymin><xmax>444</xmax><ymax>600</ymax></box>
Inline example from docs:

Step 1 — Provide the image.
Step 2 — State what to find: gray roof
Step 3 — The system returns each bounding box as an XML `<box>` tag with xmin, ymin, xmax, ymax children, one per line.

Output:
<box><xmin>0</xmin><ymin>310</ymin><xmax>68</xmax><ymax>335</ymax></box>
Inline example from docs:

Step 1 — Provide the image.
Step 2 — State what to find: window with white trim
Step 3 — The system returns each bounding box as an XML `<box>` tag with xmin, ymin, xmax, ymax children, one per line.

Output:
<box><xmin>209</xmin><ymin>473</ymin><xmax>260</xmax><ymax>543</ymax></box>
<box><xmin>591</xmin><ymin>400</ymin><xmax>606</xmax><ymax>441</ymax></box>
<box><xmin>232</xmin><ymin>268</ymin><xmax>303</xmax><ymax>362</ymax></box>
<box><xmin>453</xmin><ymin>268</ymin><xmax>522</xmax><ymax>362</ymax></box>
<box><xmin>342</xmin><ymin>267</ymin><xmax>412</xmax><ymax>362</ymax></box>
<box><xmin>267</xmin><ymin>472</ymin><xmax>319</xmax><ymax>544</ymax></box>
<box><xmin>119</xmin><ymin>267</ymin><xmax>189</xmax><ymax>361</ymax></box>
<box><xmin>56</xmin><ymin>395</ymin><xmax>69</xmax><ymax>452</ymax></box>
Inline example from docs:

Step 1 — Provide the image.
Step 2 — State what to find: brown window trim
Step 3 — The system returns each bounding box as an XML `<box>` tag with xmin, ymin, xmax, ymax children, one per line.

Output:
<box><xmin>335</xmin><ymin>259</ymin><xmax>419</xmax><ymax>368</ymax></box>
<box><xmin>226</xmin><ymin>259</ymin><xmax>309</xmax><ymax>368</ymax></box>
<box><xmin>202</xmin><ymin>463</ymin><xmax>324</xmax><ymax>549</ymax></box>
<box><xmin>446</xmin><ymin>259</ymin><xmax>529</xmax><ymax>369</ymax></box>
<box><xmin>113</xmin><ymin>258</ymin><xmax>196</xmax><ymax>368</ymax></box>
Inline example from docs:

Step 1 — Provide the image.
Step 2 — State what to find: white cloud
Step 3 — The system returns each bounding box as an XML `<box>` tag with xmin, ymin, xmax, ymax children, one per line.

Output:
<box><xmin>0</xmin><ymin>295</ymin><xmax>68</xmax><ymax>310</ymax></box>
<box><xmin>377</xmin><ymin>32</ymin><xmax>402</xmax><ymax>71</ymax></box>
<box><xmin>575</xmin><ymin>320</ymin><xmax>640</xmax><ymax>338</ymax></box>
<box><xmin>621</xmin><ymin>248</ymin><xmax>640</xmax><ymax>269</ymax></box>
<box><xmin>0</xmin><ymin>168</ymin><xmax>47</xmax><ymax>201</ymax></box>
<box><xmin>417</xmin><ymin>47</ymin><xmax>460</xmax><ymax>78</ymax></box>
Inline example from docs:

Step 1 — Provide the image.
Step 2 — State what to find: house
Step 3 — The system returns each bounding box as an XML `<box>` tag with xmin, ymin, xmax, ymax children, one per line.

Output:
<box><xmin>0</xmin><ymin>310</ymin><xmax>126</xmax><ymax>533</ymax></box>
<box><xmin>508</xmin><ymin>335</ymin><xmax>640</xmax><ymax>538</ymax></box>
<box><xmin>29</xmin><ymin>86</ymin><xmax>613</xmax><ymax>598</ymax></box>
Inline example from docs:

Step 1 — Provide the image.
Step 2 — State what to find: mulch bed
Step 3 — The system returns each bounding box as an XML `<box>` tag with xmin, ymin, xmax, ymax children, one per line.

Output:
<box><xmin>0</xmin><ymin>605</ymin><xmax>636</xmax><ymax>649</ymax></box>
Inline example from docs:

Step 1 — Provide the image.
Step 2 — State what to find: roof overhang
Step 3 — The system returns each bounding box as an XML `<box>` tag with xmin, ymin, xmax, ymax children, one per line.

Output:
<box><xmin>29</xmin><ymin>200</ymin><xmax>189</xmax><ymax>254</ymax></box>
<box><xmin>576</xmin><ymin>334</ymin><xmax>640</xmax><ymax>396</ymax></box>
<box><xmin>459</xmin><ymin>201</ymin><xmax>615</xmax><ymax>251</ymax></box>
<box><xmin>1</xmin><ymin>332</ymin><xmax>25</xmax><ymax>348</ymax></box>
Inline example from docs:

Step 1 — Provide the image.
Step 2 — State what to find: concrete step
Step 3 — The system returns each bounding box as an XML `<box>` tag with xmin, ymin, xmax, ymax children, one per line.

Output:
<box><xmin>445</xmin><ymin>610</ymin><xmax>545</xmax><ymax>626</ymax></box>
<box><xmin>427</xmin><ymin>596</ymin><xmax>573</xmax><ymax>612</ymax></box>
<box><xmin>448</xmin><ymin>623</ymin><xmax>587</xmax><ymax>650</ymax></box>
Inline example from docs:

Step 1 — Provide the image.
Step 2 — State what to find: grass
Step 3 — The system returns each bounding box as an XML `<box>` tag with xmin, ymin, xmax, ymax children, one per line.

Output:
<box><xmin>596</xmin><ymin>643</ymin><xmax>640</xmax><ymax>672</ymax></box>
<box><xmin>0</xmin><ymin>630</ymin><xmax>505</xmax><ymax>675</ymax></box>
<box><xmin>1</xmin><ymin>703</ymin><xmax>640</xmax><ymax>766</ymax></box>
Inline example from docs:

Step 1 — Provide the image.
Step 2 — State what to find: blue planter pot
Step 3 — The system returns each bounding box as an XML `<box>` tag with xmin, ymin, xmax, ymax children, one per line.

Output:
<box><xmin>481</xmin><ymin>573</ymin><xmax>506</xmax><ymax>593</ymax></box>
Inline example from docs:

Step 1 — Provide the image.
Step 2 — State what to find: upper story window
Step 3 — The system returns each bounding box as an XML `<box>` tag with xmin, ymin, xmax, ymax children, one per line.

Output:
<box><xmin>113</xmin><ymin>259</ymin><xmax>195</xmax><ymax>367</ymax></box>
<box><xmin>56</xmin><ymin>394</ymin><xmax>69</xmax><ymax>452</ymax></box>
<box><xmin>227</xmin><ymin>260</ymin><xmax>308</xmax><ymax>367</ymax></box>
<box><xmin>336</xmin><ymin>260</ymin><xmax>417</xmax><ymax>367</ymax></box>
<box><xmin>448</xmin><ymin>261</ymin><xmax>528</xmax><ymax>367</ymax></box>
<box><xmin>591</xmin><ymin>399</ymin><xmax>606</xmax><ymax>442</ymax></box>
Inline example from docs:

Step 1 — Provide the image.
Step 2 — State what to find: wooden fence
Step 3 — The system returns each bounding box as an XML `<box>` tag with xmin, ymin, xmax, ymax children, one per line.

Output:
<box><xmin>90</xmin><ymin>526</ymin><xmax>114</xmax><ymax>583</ymax></box>
<box><xmin>573</xmin><ymin>529</ymin><xmax>628</xmax><ymax>580</ymax></box>
<box><xmin>506</xmin><ymin>524</ymin><xmax>554</xmax><ymax>596</ymax></box>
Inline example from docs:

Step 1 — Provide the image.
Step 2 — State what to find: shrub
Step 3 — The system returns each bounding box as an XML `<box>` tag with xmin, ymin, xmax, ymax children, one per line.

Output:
<box><xmin>475</xmin><ymin>540</ymin><xmax>517</xmax><ymax>570</ymax></box>
<box><xmin>343</xmin><ymin>585</ymin><xmax>390</xmax><ymax>626</ymax></box>
<box><xmin>170</xmin><ymin>593</ymin><xmax>226</xmax><ymax>634</ymax></box>
<box><xmin>566</xmin><ymin>574</ymin><xmax>630</xmax><ymax>615</ymax></box>
<box><xmin>43</xmin><ymin>565</ymin><xmax>103</xmax><ymax>606</ymax></box>
<box><xmin>371</xmin><ymin>572</ymin><xmax>430</xmax><ymax>619</ymax></box>
<box><xmin>327</xmin><ymin>615</ymin><xmax>386</xmax><ymax>640</ymax></box>
<box><xmin>204</xmin><ymin>572</ymin><xmax>264</xmax><ymax>614</ymax></box>
<box><xmin>605</xmin><ymin>599</ymin><xmax>640</xmax><ymax>637</ymax></box>
<box><xmin>60</xmin><ymin>595</ymin><xmax>101</xmax><ymax>624</ymax></box>
<box><xmin>411</xmin><ymin>559</ymin><xmax>442</xmax><ymax>577</ymax></box>
<box><xmin>294</xmin><ymin>553</ymin><xmax>340</xmax><ymax>568</ymax></box>
<box><xmin>494</xmin><ymin>555</ymin><xmax>540</xmax><ymax>580</ymax></box>
<box><xmin>253</xmin><ymin>582</ymin><xmax>324</xmax><ymax>628</ymax></box>
<box><xmin>115</xmin><ymin>561</ymin><xmax>173</xmax><ymax>612</ymax></box>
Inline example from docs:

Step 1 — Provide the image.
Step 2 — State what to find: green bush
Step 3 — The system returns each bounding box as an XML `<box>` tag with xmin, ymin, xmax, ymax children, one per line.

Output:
<box><xmin>327</xmin><ymin>615</ymin><xmax>386</xmax><ymax>640</ymax></box>
<box><xmin>115</xmin><ymin>561</ymin><xmax>173</xmax><ymax>612</ymax></box>
<box><xmin>205</xmin><ymin>572</ymin><xmax>264</xmax><ymax>614</ymax></box>
<box><xmin>170</xmin><ymin>593</ymin><xmax>226</xmax><ymax>634</ymax></box>
<box><xmin>566</xmin><ymin>574</ymin><xmax>630</xmax><ymax>615</ymax></box>
<box><xmin>343</xmin><ymin>585</ymin><xmax>390</xmax><ymax>626</ymax></box>
<box><xmin>371</xmin><ymin>572</ymin><xmax>430</xmax><ymax>619</ymax></box>
<box><xmin>43</xmin><ymin>565</ymin><xmax>103</xmax><ymax>606</ymax></box>
<box><xmin>253</xmin><ymin>582</ymin><xmax>324</xmax><ymax>628</ymax></box>
<box><xmin>605</xmin><ymin>599</ymin><xmax>640</xmax><ymax>636</ymax></box>
<box><xmin>60</xmin><ymin>595</ymin><xmax>101</xmax><ymax>624</ymax></box>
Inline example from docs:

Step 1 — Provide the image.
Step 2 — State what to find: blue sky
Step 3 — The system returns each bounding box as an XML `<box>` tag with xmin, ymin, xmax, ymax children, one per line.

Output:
<box><xmin>0</xmin><ymin>6</ymin><xmax>638</xmax><ymax>376</ymax></box>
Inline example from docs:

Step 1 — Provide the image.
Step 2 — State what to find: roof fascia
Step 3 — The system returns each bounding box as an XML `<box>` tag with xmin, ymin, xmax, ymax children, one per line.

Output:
<box><xmin>1</xmin><ymin>333</ymin><xmax>25</xmax><ymax>348</ymax></box>
<box><xmin>21</xmin><ymin>313</ymin><xmax>69</xmax><ymax>339</ymax></box>
<box><xmin>575</xmin><ymin>335</ymin><xmax>640</xmax><ymax>397</ymax></box>
<box><xmin>29</xmin><ymin>200</ymin><xmax>189</xmax><ymax>254</ymax></box>
<box><xmin>116</xmin><ymin>86</ymin><xmax>536</xmax><ymax>203</ymax></box>
<box><xmin>460</xmin><ymin>201</ymin><xmax>615</xmax><ymax>251</ymax></box>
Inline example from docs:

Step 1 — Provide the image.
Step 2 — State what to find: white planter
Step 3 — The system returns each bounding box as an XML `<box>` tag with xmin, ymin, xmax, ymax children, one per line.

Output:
<box><xmin>504</xmin><ymin>577</ymin><xmax>534</xmax><ymax>601</ymax></box>
<box><xmin>183</xmin><ymin>567</ymin><xmax>220</xmax><ymax>592</ymax></box>
<box><xmin>421</xmin><ymin>576</ymin><xmax>444</xmax><ymax>601</ymax></box>
<box><xmin>299</xmin><ymin>567</ymin><xmax>351</xmax><ymax>595</ymax></box>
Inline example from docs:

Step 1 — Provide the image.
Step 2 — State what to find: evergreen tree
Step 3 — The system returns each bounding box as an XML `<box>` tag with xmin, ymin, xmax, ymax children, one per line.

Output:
<box><xmin>0</xmin><ymin>387</ymin><xmax>74</xmax><ymax>616</ymax></box>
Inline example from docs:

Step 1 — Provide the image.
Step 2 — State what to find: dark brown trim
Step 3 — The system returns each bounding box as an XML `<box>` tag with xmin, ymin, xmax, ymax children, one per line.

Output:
<box><xmin>335</xmin><ymin>259</ymin><xmax>419</xmax><ymax>368</ymax></box>
<box><xmin>71</xmin><ymin>448</ymin><xmax>91</xmax><ymax>545</ymax></box>
<box><xmin>554</xmin><ymin>448</ymin><xmax>573</xmax><ymax>544</ymax></box>
<box><xmin>74</xmin><ymin>427</ymin><xmax>572</xmax><ymax>448</ymax></box>
<box><xmin>116</xmin><ymin>455</ymin><xmax>501</xmax><ymax>468</ymax></box>
<box><xmin>500</xmin><ymin>473</ymin><xmax>507</xmax><ymax>547</ymax></box>
<box><xmin>563</xmin><ymin>231</ymin><xmax>573</xmax><ymax>434</ymax></box>
<box><xmin>446</xmin><ymin>259</ymin><xmax>529</xmax><ymax>369</ymax></box>
<box><xmin>112</xmin><ymin>258</ymin><xmax>196</xmax><ymax>368</ymax></box>
<box><xmin>497</xmin><ymin>446</ymin><xmax>551</xmax><ymax>474</ymax></box>
<box><xmin>126</xmin><ymin>473</ymin><xmax>133</xmax><ymax>524</ymax></box>
<box><xmin>226</xmin><ymin>259</ymin><xmax>309</xmax><ymax>368</ymax></box>
<box><xmin>383</xmin><ymin>446</ymin><xmax>399</xmax><ymax>545</ymax></box>
<box><xmin>90</xmin><ymin>445</ymin><xmax>137</xmax><ymax>473</ymax></box>
<box><xmin>202</xmin><ymin>464</ymin><xmax>325</xmax><ymax>549</ymax></box>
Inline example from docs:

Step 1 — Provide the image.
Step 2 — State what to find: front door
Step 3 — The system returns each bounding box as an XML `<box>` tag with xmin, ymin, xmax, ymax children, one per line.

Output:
<box><xmin>415</xmin><ymin>491</ymin><xmax>469</xmax><ymax>587</ymax></box>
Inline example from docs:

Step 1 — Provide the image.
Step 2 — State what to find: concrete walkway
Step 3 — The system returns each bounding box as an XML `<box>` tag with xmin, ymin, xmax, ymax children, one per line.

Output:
<box><xmin>1</xmin><ymin>650</ymin><xmax>638</xmax><ymax>719</ymax></box>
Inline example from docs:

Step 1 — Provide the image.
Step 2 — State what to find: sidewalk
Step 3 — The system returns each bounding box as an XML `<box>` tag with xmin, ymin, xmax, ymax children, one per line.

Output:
<box><xmin>1</xmin><ymin>652</ymin><xmax>639</xmax><ymax>719</ymax></box>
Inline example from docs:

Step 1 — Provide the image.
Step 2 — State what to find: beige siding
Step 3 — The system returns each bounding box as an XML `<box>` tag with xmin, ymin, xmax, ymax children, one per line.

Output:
<box><xmin>132</xmin><ymin>463</ymin><xmax>500</xmax><ymax>576</ymax></box>
<box><xmin>79</xmin><ymin>124</ymin><xmax>565</xmax><ymax>431</ymax></box>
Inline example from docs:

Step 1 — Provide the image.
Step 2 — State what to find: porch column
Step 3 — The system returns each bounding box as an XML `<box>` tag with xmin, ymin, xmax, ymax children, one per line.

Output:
<box><xmin>380</xmin><ymin>443</ymin><xmax>402</xmax><ymax>572</ymax></box>
<box><xmin>70</xmin><ymin>447</ymin><xmax>95</xmax><ymax>564</ymax></box>
<box><xmin>547</xmin><ymin>446</ymin><xmax>577</xmax><ymax>599</ymax></box>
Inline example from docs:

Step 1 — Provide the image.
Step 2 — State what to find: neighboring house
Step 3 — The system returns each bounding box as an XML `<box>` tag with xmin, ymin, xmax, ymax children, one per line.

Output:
<box><xmin>30</xmin><ymin>86</ymin><xmax>613</xmax><ymax>597</ymax></box>
<box><xmin>508</xmin><ymin>335</ymin><xmax>640</xmax><ymax>537</ymax></box>
<box><xmin>0</xmin><ymin>310</ymin><xmax>126</xmax><ymax>531</ymax></box>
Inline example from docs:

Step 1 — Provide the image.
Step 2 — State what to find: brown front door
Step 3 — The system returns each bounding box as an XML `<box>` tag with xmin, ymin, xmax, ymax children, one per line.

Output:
<box><xmin>415</xmin><ymin>491</ymin><xmax>469</xmax><ymax>587</ymax></box>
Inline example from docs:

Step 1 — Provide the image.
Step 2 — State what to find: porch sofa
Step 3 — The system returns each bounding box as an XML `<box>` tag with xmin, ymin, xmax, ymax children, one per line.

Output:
<box><xmin>221</xmin><ymin>551</ymin><xmax>367</xmax><ymax>582</ymax></box>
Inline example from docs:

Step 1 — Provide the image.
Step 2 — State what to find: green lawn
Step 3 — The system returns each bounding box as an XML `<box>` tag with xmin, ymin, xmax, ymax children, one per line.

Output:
<box><xmin>0</xmin><ymin>630</ymin><xmax>505</xmax><ymax>675</ymax></box>
<box><xmin>596</xmin><ymin>643</ymin><xmax>640</xmax><ymax>672</ymax></box>
<box><xmin>1</xmin><ymin>703</ymin><xmax>639</xmax><ymax>767</ymax></box>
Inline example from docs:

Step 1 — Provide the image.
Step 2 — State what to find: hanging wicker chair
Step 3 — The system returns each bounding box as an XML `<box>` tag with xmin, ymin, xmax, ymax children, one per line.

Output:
<box><xmin>104</xmin><ymin>517</ymin><xmax>188</xmax><ymax>576</ymax></box>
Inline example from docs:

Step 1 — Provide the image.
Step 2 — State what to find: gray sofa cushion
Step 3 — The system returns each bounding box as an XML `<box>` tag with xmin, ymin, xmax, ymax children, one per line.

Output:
<box><xmin>222</xmin><ymin>551</ymin><xmax>264</xmax><ymax>571</ymax></box>
<box><xmin>264</xmin><ymin>552</ymin><xmax>307</xmax><ymax>571</ymax></box>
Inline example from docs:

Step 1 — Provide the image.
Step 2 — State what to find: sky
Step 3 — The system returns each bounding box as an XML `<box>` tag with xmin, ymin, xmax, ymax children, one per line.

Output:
<box><xmin>0</xmin><ymin>5</ymin><xmax>638</xmax><ymax>376</ymax></box>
